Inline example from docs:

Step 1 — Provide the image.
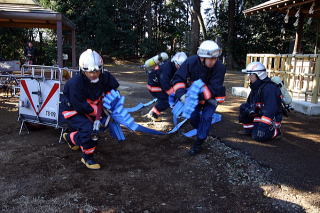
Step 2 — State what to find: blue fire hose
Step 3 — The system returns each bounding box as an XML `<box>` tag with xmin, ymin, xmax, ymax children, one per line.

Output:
<box><xmin>103</xmin><ymin>80</ymin><xmax>221</xmax><ymax>141</ymax></box>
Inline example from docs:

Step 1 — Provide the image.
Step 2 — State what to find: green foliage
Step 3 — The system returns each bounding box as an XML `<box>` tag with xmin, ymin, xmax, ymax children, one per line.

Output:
<box><xmin>1</xmin><ymin>0</ymin><xmax>318</xmax><ymax>66</ymax></box>
<box><xmin>0</xmin><ymin>28</ymin><xmax>28</xmax><ymax>61</ymax></box>
<box><xmin>205</xmin><ymin>0</ymin><xmax>317</xmax><ymax>67</ymax></box>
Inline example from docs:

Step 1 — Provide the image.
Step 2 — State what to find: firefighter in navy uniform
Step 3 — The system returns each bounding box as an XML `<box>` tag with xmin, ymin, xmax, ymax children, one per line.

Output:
<box><xmin>172</xmin><ymin>40</ymin><xmax>226</xmax><ymax>155</ymax></box>
<box><xmin>61</xmin><ymin>49</ymin><xmax>119</xmax><ymax>169</ymax></box>
<box><xmin>239</xmin><ymin>62</ymin><xmax>282</xmax><ymax>142</ymax></box>
<box><xmin>146</xmin><ymin>52</ymin><xmax>188</xmax><ymax>121</ymax></box>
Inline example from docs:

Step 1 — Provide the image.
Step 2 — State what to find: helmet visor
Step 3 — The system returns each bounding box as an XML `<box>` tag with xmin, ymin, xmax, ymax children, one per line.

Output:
<box><xmin>198</xmin><ymin>48</ymin><xmax>221</xmax><ymax>58</ymax></box>
<box><xmin>81</xmin><ymin>65</ymin><xmax>103</xmax><ymax>72</ymax></box>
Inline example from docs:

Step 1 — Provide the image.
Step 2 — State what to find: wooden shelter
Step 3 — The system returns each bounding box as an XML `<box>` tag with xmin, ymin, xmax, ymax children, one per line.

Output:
<box><xmin>243</xmin><ymin>0</ymin><xmax>320</xmax><ymax>54</ymax></box>
<box><xmin>0</xmin><ymin>0</ymin><xmax>76</xmax><ymax>67</ymax></box>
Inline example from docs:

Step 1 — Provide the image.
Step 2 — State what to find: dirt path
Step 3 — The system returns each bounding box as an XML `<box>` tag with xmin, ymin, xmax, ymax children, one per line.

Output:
<box><xmin>0</xmin><ymin>64</ymin><xmax>319</xmax><ymax>212</ymax></box>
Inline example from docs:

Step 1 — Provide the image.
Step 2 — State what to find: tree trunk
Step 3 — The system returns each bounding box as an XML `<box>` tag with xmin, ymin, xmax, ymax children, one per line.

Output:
<box><xmin>146</xmin><ymin>0</ymin><xmax>152</xmax><ymax>40</ymax></box>
<box><xmin>191</xmin><ymin>0</ymin><xmax>207</xmax><ymax>39</ymax></box>
<box><xmin>227</xmin><ymin>0</ymin><xmax>236</xmax><ymax>69</ymax></box>
<box><xmin>190</xmin><ymin>0</ymin><xmax>200</xmax><ymax>54</ymax></box>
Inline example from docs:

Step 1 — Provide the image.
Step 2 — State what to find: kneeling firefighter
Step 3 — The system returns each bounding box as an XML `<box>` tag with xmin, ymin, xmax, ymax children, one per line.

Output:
<box><xmin>146</xmin><ymin>52</ymin><xmax>188</xmax><ymax>121</ymax></box>
<box><xmin>61</xmin><ymin>49</ymin><xmax>119</xmax><ymax>169</ymax></box>
<box><xmin>172</xmin><ymin>40</ymin><xmax>226</xmax><ymax>155</ymax></box>
<box><xmin>239</xmin><ymin>62</ymin><xmax>282</xmax><ymax>142</ymax></box>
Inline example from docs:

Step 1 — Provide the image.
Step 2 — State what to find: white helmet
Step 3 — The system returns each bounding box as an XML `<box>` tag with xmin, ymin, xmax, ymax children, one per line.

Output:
<box><xmin>242</xmin><ymin>62</ymin><xmax>268</xmax><ymax>80</ymax></box>
<box><xmin>79</xmin><ymin>49</ymin><xmax>103</xmax><ymax>72</ymax></box>
<box><xmin>171</xmin><ymin>52</ymin><xmax>187</xmax><ymax>66</ymax></box>
<box><xmin>197</xmin><ymin>40</ymin><xmax>221</xmax><ymax>58</ymax></box>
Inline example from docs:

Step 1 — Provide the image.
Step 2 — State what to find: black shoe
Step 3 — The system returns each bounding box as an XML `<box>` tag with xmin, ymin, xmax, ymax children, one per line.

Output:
<box><xmin>187</xmin><ymin>139</ymin><xmax>204</xmax><ymax>156</ymax></box>
<box><xmin>63</xmin><ymin>133</ymin><xmax>80</xmax><ymax>151</ymax></box>
<box><xmin>188</xmin><ymin>146</ymin><xmax>203</xmax><ymax>156</ymax></box>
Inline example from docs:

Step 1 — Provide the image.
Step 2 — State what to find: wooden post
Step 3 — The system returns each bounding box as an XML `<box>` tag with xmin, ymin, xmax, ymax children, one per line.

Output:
<box><xmin>311</xmin><ymin>56</ymin><xmax>320</xmax><ymax>104</ymax></box>
<box><xmin>57</xmin><ymin>21</ymin><xmax>63</xmax><ymax>68</ymax></box>
<box><xmin>71</xmin><ymin>29</ymin><xmax>76</xmax><ymax>68</ymax></box>
<box><xmin>293</xmin><ymin>14</ymin><xmax>304</xmax><ymax>54</ymax></box>
<box><xmin>244</xmin><ymin>55</ymin><xmax>251</xmax><ymax>88</ymax></box>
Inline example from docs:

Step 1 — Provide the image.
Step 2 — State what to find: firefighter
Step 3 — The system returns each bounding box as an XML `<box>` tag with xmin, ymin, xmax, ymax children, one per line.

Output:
<box><xmin>172</xmin><ymin>40</ymin><xmax>226</xmax><ymax>155</ymax></box>
<box><xmin>239</xmin><ymin>62</ymin><xmax>282</xmax><ymax>142</ymax></box>
<box><xmin>24</xmin><ymin>41</ymin><xmax>36</xmax><ymax>65</ymax></box>
<box><xmin>146</xmin><ymin>52</ymin><xmax>188</xmax><ymax>121</ymax></box>
<box><xmin>61</xmin><ymin>49</ymin><xmax>119</xmax><ymax>169</ymax></box>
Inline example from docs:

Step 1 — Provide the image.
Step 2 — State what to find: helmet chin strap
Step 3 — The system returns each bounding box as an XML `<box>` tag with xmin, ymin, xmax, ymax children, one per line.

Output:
<box><xmin>90</xmin><ymin>78</ymin><xmax>99</xmax><ymax>83</ymax></box>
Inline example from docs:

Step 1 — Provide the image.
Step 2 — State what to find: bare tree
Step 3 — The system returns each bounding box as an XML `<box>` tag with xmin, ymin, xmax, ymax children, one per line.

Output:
<box><xmin>227</xmin><ymin>0</ymin><xmax>236</xmax><ymax>69</ymax></box>
<box><xmin>190</xmin><ymin>0</ymin><xmax>201</xmax><ymax>54</ymax></box>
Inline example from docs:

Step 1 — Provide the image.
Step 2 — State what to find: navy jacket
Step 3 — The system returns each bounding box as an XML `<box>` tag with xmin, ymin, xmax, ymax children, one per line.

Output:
<box><xmin>62</xmin><ymin>72</ymin><xmax>119</xmax><ymax>114</ymax></box>
<box><xmin>247</xmin><ymin>78</ymin><xmax>282</xmax><ymax>123</ymax></box>
<box><xmin>172</xmin><ymin>55</ymin><xmax>226</xmax><ymax>102</ymax></box>
<box><xmin>147</xmin><ymin>61</ymin><xmax>177</xmax><ymax>94</ymax></box>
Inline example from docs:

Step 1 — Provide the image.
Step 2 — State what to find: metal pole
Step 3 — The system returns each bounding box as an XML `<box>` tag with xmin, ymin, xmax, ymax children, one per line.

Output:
<box><xmin>57</xmin><ymin>21</ymin><xmax>63</xmax><ymax>68</ymax></box>
<box><xmin>311</xmin><ymin>55</ymin><xmax>320</xmax><ymax>104</ymax></box>
<box><xmin>72</xmin><ymin>29</ymin><xmax>76</xmax><ymax>68</ymax></box>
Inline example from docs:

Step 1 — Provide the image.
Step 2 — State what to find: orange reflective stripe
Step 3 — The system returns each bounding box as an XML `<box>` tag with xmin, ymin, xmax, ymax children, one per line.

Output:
<box><xmin>256</xmin><ymin>102</ymin><xmax>263</xmax><ymax>108</ymax></box>
<box><xmin>254</xmin><ymin>116</ymin><xmax>272</xmax><ymax>125</ymax></box>
<box><xmin>261</xmin><ymin>116</ymin><xmax>272</xmax><ymax>125</ymax></box>
<box><xmin>151</xmin><ymin>106</ymin><xmax>161</xmax><ymax>115</ymax></box>
<box><xmin>88</xmin><ymin>104</ymin><xmax>98</xmax><ymax>116</ymax></box>
<box><xmin>215</xmin><ymin>96</ymin><xmax>225</xmax><ymax>103</ymax></box>
<box><xmin>166</xmin><ymin>87</ymin><xmax>174</xmax><ymax>95</ymax></box>
<box><xmin>147</xmin><ymin>85</ymin><xmax>162</xmax><ymax>92</ymax></box>
<box><xmin>253</xmin><ymin>117</ymin><xmax>261</xmax><ymax>122</ymax></box>
<box><xmin>86</xmin><ymin>99</ymin><xmax>100</xmax><ymax>105</ymax></box>
<box><xmin>70</xmin><ymin>131</ymin><xmax>78</xmax><ymax>145</ymax></box>
<box><xmin>80</xmin><ymin>146</ymin><xmax>96</xmax><ymax>155</ymax></box>
<box><xmin>199</xmin><ymin>100</ymin><xmax>205</xmax><ymax>105</ymax></box>
<box><xmin>173</xmin><ymin>82</ymin><xmax>186</xmax><ymax>92</ymax></box>
<box><xmin>272</xmin><ymin>128</ymin><xmax>279</xmax><ymax>139</ymax></box>
<box><xmin>62</xmin><ymin>110</ymin><xmax>78</xmax><ymax>119</ymax></box>
<box><xmin>202</xmin><ymin>85</ymin><xmax>212</xmax><ymax>100</ymax></box>
<box><xmin>274</xmin><ymin>122</ymin><xmax>281</xmax><ymax>128</ymax></box>
<box><xmin>243</xmin><ymin>123</ymin><xmax>254</xmax><ymax>129</ymax></box>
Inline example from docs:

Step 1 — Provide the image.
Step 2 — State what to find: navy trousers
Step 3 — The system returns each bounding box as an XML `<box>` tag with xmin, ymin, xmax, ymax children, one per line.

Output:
<box><xmin>190</xmin><ymin>102</ymin><xmax>217</xmax><ymax>140</ymax></box>
<box><xmin>149</xmin><ymin>91</ymin><xmax>170</xmax><ymax>112</ymax></box>
<box><xmin>65</xmin><ymin>114</ymin><xmax>97</xmax><ymax>151</ymax></box>
<box><xmin>239</xmin><ymin>103</ymin><xmax>281</xmax><ymax>142</ymax></box>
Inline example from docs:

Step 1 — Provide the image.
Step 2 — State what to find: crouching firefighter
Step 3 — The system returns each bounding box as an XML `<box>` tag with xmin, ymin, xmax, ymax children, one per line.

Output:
<box><xmin>239</xmin><ymin>62</ymin><xmax>282</xmax><ymax>142</ymax></box>
<box><xmin>61</xmin><ymin>49</ymin><xmax>119</xmax><ymax>169</ymax></box>
<box><xmin>146</xmin><ymin>52</ymin><xmax>188</xmax><ymax>121</ymax></box>
<box><xmin>172</xmin><ymin>40</ymin><xmax>226</xmax><ymax>155</ymax></box>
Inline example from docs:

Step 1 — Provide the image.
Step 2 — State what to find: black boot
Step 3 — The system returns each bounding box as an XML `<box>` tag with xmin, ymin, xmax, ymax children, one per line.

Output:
<box><xmin>81</xmin><ymin>154</ymin><xmax>101</xmax><ymax>170</ymax></box>
<box><xmin>188</xmin><ymin>139</ymin><xmax>205</xmax><ymax>156</ymax></box>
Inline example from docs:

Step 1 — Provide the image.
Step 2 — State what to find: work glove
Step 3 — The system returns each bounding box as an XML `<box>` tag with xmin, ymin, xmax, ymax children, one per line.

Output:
<box><xmin>252</xmin><ymin>122</ymin><xmax>269</xmax><ymax>142</ymax></box>
<box><xmin>168</xmin><ymin>93</ymin><xmax>175</xmax><ymax>108</ymax></box>
<box><xmin>180</xmin><ymin>94</ymin><xmax>186</xmax><ymax>103</ymax></box>
<box><xmin>256</xmin><ymin>129</ymin><xmax>265</xmax><ymax>138</ymax></box>
<box><xmin>101</xmin><ymin>109</ymin><xmax>112</xmax><ymax>127</ymax></box>
<box><xmin>93</xmin><ymin>119</ymin><xmax>102</xmax><ymax>131</ymax></box>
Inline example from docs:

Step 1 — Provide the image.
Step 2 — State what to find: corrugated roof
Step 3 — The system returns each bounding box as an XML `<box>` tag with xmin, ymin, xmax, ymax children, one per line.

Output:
<box><xmin>0</xmin><ymin>3</ymin><xmax>57</xmax><ymax>14</ymax></box>
<box><xmin>243</xmin><ymin>0</ymin><xmax>319</xmax><ymax>18</ymax></box>
<box><xmin>0</xmin><ymin>0</ymin><xmax>36</xmax><ymax>5</ymax></box>
<box><xmin>0</xmin><ymin>2</ymin><xmax>75</xmax><ymax>29</ymax></box>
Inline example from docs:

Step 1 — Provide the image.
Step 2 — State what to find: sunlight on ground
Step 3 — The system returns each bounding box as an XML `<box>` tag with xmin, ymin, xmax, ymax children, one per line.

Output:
<box><xmin>261</xmin><ymin>184</ymin><xmax>319</xmax><ymax>213</ymax></box>
<box><xmin>218</xmin><ymin>105</ymin><xmax>238</xmax><ymax>113</ymax></box>
<box><xmin>223</xmin><ymin>136</ymin><xmax>278</xmax><ymax>148</ymax></box>
<box><xmin>135</xmin><ymin>81</ymin><xmax>147</xmax><ymax>85</ymax></box>
<box><xmin>283</xmin><ymin>132</ymin><xmax>320</xmax><ymax>144</ymax></box>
